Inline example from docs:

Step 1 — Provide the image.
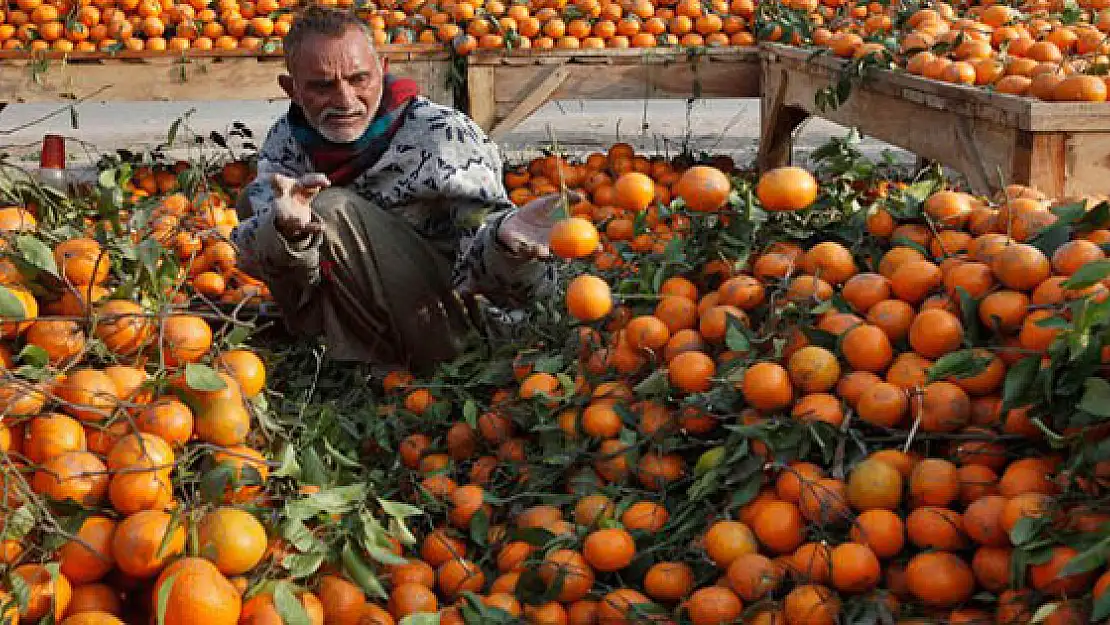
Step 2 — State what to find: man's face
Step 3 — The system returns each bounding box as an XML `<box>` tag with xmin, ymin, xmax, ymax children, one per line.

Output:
<box><xmin>281</xmin><ymin>28</ymin><xmax>383</xmax><ymax>143</ymax></box>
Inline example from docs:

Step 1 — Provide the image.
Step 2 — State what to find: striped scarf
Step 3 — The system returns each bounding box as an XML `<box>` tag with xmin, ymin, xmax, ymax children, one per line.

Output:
<box><xmin>288</xmin><ymin>74</ymin><xmax>420</xmax><ymax>186</ymax></box>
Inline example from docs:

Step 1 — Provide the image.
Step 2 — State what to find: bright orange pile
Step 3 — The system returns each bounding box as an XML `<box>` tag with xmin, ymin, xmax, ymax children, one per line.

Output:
<box><xmin>812</xmin><ymin>0</ymin><xmax>1110</xmax><ymax>101</ymax></box>
<box><xmin>363</xmin><ymin>147</ymin><xmax>1110</xmax><ymax>624</ymax></box>
<box><xmin>0</xmin><ymin>0</ymin><xmax>760</xmax><ymax>54</ymax></box>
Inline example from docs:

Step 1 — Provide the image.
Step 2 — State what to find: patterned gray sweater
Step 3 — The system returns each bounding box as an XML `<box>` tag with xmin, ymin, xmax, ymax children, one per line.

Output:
<box><xmin>231</xmin><ymin>97</ymin><xmax>552</xmax><ymax>313</ymax></box>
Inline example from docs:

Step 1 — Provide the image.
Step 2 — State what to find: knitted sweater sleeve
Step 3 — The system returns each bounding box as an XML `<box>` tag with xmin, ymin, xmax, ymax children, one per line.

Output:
<box><xmin>414</xmin><ymin>109</ymin><xmax>554</xmax><ymax>308</ymax></box>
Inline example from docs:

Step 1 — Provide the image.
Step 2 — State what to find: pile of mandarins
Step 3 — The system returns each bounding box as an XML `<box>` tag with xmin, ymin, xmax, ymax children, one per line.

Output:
<box><xmin>0</xmin><ymin>0</ymin><xmax>761</xmax><ymax>54</ymax></box>
<box><xmin>365</xmin><ymin>144</ymin><xmax>1110</xmax><ymax>625</ymax></box>
<box><xmin>810</xmin><ymin>0</ymin><xmax>1110</xmax><ymax>102</ymax></box>
<box><xmin>3</xmin><ymin>138</ymin><xmax>1110</xmax><ymax>625</ymax></box>
<box><xmin>0</xmin><ymin>156</ymin><xmax>286</xmax><ymax>623</ymax></box>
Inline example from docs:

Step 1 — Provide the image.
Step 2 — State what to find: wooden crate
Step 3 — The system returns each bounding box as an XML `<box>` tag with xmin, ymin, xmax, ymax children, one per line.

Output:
<box><xmin>758</xmin><ymin>42</ymin><xmax>1110</xmax><ymax>198</ymax></box>
<box><xmin>0</xmin><ymin>45</ymin><xmax>457</xmax><ymax>108</ymax></box>
<box><xmin>467</xmin><ymin>47</ymin><xmax>760</xmax><ymax>140</ymax></box>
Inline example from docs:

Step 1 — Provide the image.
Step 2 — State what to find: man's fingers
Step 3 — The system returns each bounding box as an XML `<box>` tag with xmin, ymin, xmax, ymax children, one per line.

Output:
<box><xmin>269</xmin><ymin>173</ymin><xmax>296</xmax><ymax>195</ymax></box>
<box><xmin>297</xmin><ymin>173</ymin><xmax>331</xmax><ymax>190</ymax></box>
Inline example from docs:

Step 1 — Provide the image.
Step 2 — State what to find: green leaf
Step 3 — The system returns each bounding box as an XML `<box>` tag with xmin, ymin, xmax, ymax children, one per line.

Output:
<box><xmin>17</xmin><ymin>344</ymin><xmax>49</xmax><ymax>368</ymax></box>
<box><xmin>1079</xmin><ymin>378</ymin><xmax>1110</xmax><ymax>417</ymax></box>
<box><xmin>927</xmin><ymin>349</ymin><xmax>990</xmax><ymax>382</ymax></box>
<box><xmin>398</xmin><ymin>615</ymin><xmax>441</xmax><ymax>625</ymax></box>
<box><xmin>273</xmin><ymin>581</ymin><xmax>312</xmax><ymax>625</ymax></box>
<box><xmin>379</xmin><ymin>499</ymin><xmax>424</xmax><ymax>519</ymax></box>
<box><xmin>726</xmin><ymin>324</ymin><xmax>750</xmax><ymax>353</ymax></box>
<box><xmin>154</xmin><ymin>507</ymin><xmax>182</xmax><ymax>560</ymax></box>
<box><xmin>469</xmin><ymin>507</ymin><xmax>490</xmax><ymax>547</ymax></box>
<box><xmin>1</xmin><ymin>506</ymin><xmax>35</xmax><ymax>540</ymax></box>
<box><xmin>0</xmin><ymin>285</ymin><xmax>28</xmax><ymax>318</ymax></box>
<box><xmin>184</xmin><ymin>363</ymin><xmax>227</xmax><ymax>392</ymax></box>
<box><xmin>15</xmin><ymin>235</ymin><xmax>59</xmax><ymax>277</ymax></box>
<box><xmin>462</xmin><ymin>400</ymin><xmax>478</xmax><ymax>428</ymax></box>
<box><xmin>1010</xmin><ymin>517</ymin><xmax>1042</xmax><ymax>546</ymax></box>
<box><xmin>1030</xmin><ymin>602</ymin><xmax>1058</xmax><ymax>624</ymax></box>
<box><xmin>199</xmin><ymin>464</ymin><xmax>233</xmax><ymax>504</ymax></box>
<box><xmin>98</xmin><ymin>169</ymin><xmax>117</xmax><ymax>188</ymax></box>
<box><xmin>155</xmin><ymin>571</ymin><xmax>177</xmax><ymax>625</ymax></box>
<box><xmin>342</xmin><ymin>543</ymin><xmax>388</xmax><ymax>600</ymax></box>
<box><xmin>1002</xmin><ymin>357</ymin><xmax>1040</xmax><ymax>411</ymax></box>
<box><xmin>1059</xmin><ymin>539</ymin><xmax>1109</xmax><ymax>576</ymax></box>
<box><xmin>510</xmin><ymin>527</ymin><xmax>556</xmax><ymax>548</ymax></box>
<box><xmin>1063</xmin><ymin>260</ymin><xmax>1110</xmax><ymax>290</ymax></box>
<box><xmin>1095</xmin><ymin>588</ymin><xmax>1110</xmax><ymax>620</ymax></box>
<box><xmin>272</xmin><ymin>444</ymin><xmax>302</xmax><ymax>479</ymax></box>
<box><xmin>366</xmin><ymin>545</ymin><xmax>407</xmax><ymax>567</ymax></box>
<box><xmin>633</xmin><ymin>369</ymin><xmax>670</xmax><ymax>396</ymax></box>
<box><xmin>282</xmin><ymin>551</ymin><xmax>325</xmax><ymax>579</ymax></box>
<box><xmin>8</xmin><ymin>572</ymin><xmax>29</xmax><ymax>614</ymax></box>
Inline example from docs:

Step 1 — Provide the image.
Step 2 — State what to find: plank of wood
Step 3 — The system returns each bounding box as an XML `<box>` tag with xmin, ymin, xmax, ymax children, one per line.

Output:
<box><xmin>488</xmin><ymin>65</ymin><xmax>570</xmax><ymax>141</ymax></box>
<box><xmin>490</xmin><ymin>56</ymin><xmax>760</xmax><ymax>103</ymax></box>
<box><xmin>763</xmin><ymin>49</ymin><xmax>1018</xmax><ymax>194</ymax></box>
<box><xmin>762</xmin><ymin>43</ymin><xmax>1110</xmax><ymax>132</ymax></box>
<box><xmin>1020</xmin><ymin>132</ymin><xmax>1110</xmax><ymax>198</ymax></box>
<box><xmin>467</xmin><ymin>65</ymin><xmax>497</xmax><ymax>131</ymax></box>
<box><xmin>0</xmin><ymin>54</ymin><xmax>454</xmax><ymax>105</ymax></box>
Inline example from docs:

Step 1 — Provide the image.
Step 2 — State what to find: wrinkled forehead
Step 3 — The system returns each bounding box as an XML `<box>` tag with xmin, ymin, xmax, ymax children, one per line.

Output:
<box><xmin>286</xmin><ymin>28</ymin><xmax>380</xmax><ymax>80</ymax></box>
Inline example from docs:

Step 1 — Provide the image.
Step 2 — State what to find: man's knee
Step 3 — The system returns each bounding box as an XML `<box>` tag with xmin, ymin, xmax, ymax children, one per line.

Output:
<box><xmin>310</xmin><ymin>187</ymin><xmax>364</xmax><ymax>225</ymax></box>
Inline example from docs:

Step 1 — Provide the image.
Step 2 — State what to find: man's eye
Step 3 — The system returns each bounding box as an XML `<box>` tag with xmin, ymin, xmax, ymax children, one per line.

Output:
<box><xmin>348</xmin><ymin>74</ymin><xmax>371</xmax><ymax>87</ymax></box>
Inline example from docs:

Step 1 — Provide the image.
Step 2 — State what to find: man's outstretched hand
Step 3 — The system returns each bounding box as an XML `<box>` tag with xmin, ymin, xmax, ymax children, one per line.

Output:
<box><xmin>497</xmin><ymin>190</ymin><xmax>585</xmax><ymax>260</ymax></box>
<box><xmin>271</xmin><ymin>173</ymin><xmax>331</xmax><ymax>240</ymax></box>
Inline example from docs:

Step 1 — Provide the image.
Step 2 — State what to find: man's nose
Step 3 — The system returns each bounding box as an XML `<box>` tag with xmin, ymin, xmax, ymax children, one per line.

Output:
<box><xmin>333</xmin><ymin>79</ymin><xmax>359</xmax><ymax>108</ymax></box>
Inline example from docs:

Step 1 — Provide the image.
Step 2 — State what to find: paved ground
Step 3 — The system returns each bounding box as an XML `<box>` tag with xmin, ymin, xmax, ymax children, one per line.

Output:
<box><xmin>0</xmin><ymin>98</ymin><xmax>911</xmax><ymax>169</ymax></box>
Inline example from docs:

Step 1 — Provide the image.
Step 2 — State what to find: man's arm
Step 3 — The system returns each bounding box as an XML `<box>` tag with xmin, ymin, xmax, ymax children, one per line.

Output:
<box><xmin>230</xmin><ymin>120</ymin><xmax>326</xmax><ymax>314</ymax></box>
<box><xmin>413</xmin><ymin>111</ymin><xmax>554</xmax><ymax>308</ymax></box>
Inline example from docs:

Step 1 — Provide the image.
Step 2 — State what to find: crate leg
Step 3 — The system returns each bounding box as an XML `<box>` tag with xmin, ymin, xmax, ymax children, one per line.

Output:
<box><xmin>1012</xmin><ymin>131</ymin><xmax>1067</xmax><ymax>199</ymax></box>
<box><xmin>467</xmin><ymin>66</ymin><xmax>497</xmax><ymax>132</ymax></box>
<box><xmin>758</xmin><ymin>69</ymin><xmax>808</xmax><ymax>171</ymax></box>
<box><xmin>758</xmin><ymin>104</ymin><xmax>808</xmax><ymax>171</ymax></box>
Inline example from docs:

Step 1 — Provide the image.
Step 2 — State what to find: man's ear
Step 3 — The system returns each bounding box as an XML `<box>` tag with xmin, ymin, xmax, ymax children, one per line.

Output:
<box><xmin>278</xmin><ymin>74</ymin><xmax>297</xmax><ymax>101</ymax></box>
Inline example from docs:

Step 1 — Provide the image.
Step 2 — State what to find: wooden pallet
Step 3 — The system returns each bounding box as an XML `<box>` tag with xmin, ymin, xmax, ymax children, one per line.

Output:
<box><xmin>466</xmin><ymin>47</ymin><xmax>761</xmax><ymax>140</ymax></box>
<box><xmin>0</xmin><ymin>45</ymin><xmax>457</xmax><ymax>108</ymax></box>
<box><xmin>758</xmin><ymin>42</ymin><xmax>1110</xmax><ymax>198</ymax></box>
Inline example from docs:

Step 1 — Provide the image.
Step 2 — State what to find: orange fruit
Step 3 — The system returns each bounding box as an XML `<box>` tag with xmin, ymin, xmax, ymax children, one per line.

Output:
<box><xmin>550</xmin><ymin>217</ymin><xmax>601</xmax><ymax>259</ymax></box>
<box><xmin>673</xmin><ymin>165</ymin><xmax>731</xmax><ymax>212</ymax></box>
<box><xmin>566</xmin><ymin>275</ymin><xmax>612</xmax><ymax>321</ymax></box>
<box><xmin>197</xmin><ymin>507</ymin><xmax>268</xmax><ymax>576</ymax></box>
<box><xmin>153</xmin><ymin>557</ymin><xmax>242</xmax><ymax>625</ymax></box>
<box><xmin>583</xmin><ymin>527</ymin><xmax>636</xmax><ymax>572</ymax></box>
<box><xmin>613</xmin><ymin>172</ymin><xmax>655</xmax><ymax>211</ymax></box>
<box><xmin>757</xmin><ymin>167</ymin><xmax>819</xmax><ymax>212</ymax></box>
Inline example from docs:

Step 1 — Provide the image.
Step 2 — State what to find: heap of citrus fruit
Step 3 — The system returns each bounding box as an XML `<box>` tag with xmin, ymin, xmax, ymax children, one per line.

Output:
<box><xmin>312</xmin><ymin>143</ymin><xmax>1110</xmax><ymax>625</ymax></box>
<box><xmin>3</xmin><ymin>135</ymin><xmax>1110</xmax><ymax>625</ymax></box>
<box><xmin>0</xmin><ymin>0</ymin><xmax>761</xmax><ymax>54</ymax></box>
<box><xmin>809</xmin><ymin>0</ymin><xmax>1110</xmax><ymax>101</ymax></box>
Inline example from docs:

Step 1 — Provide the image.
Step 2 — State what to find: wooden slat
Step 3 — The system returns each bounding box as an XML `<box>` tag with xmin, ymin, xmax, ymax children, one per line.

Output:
<box><xmin>0</xmin><ymin>52</ymin><xmax>455</xmax><ymax>105</ymax></box>
<box><xmin>763</xmin><ymin>43</ymin><xmax>1110</xmax><ymax>132</ymax></box>
<box><xmin>470</xmin><ymin>47</ymin><xmax>761</xmax><ymax>132</ymax></box>
<box><xmin>760</xmin><ymin>42</ymin><xmax>1110</xmax><ymax>198</ymax></box>
<box><xmin>488</xmin><ymin>66</ymin><xmax>570</xmax><ymax>141</ymax></box>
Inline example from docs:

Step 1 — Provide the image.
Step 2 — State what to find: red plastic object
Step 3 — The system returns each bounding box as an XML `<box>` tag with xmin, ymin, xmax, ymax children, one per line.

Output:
<box><xmin>40</xmin><ymin>134</ymin><xmax>65</xmax><ymax>170</ymax></box>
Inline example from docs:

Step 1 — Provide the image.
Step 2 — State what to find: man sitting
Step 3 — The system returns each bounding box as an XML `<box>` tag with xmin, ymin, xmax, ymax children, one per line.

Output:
<box><xmin>232</xmin><ymin>6</ymin><xmax>567</xmax><ymax>372</ymax></box>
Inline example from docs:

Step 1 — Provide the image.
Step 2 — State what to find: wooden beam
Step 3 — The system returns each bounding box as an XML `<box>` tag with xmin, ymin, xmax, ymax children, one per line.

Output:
<box><xmin>467</xmin><ymin>65</ymin><xmax>497</xmax><ymax>132</ymax></box>
<box><xmin>487</xmin><ymin>65</ymin><xmax>570</xmax><ymax>142</ymax></box>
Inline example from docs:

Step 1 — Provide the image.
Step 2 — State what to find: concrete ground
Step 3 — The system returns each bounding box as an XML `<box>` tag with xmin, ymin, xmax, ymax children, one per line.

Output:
<box><xmin>0</xmin><ymin>98</ymin><xmax>911</xmax><ymax>169</ymax></box>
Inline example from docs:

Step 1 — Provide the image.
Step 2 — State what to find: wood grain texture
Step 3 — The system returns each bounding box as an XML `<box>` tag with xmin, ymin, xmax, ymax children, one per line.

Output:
<box><xmin>760</xmin><ymin>42</ymin><xmax>1110</xmax><ymax>197</ymax></box>
<box><xmin>0</xmin><ymin>46</ymin><xmax>455</xmax><ymax>105</ymax></box>
<box><xmin>468</xmin><ymin>47</ymin><xmax>761</xmax><ymax>132</ymax></box>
